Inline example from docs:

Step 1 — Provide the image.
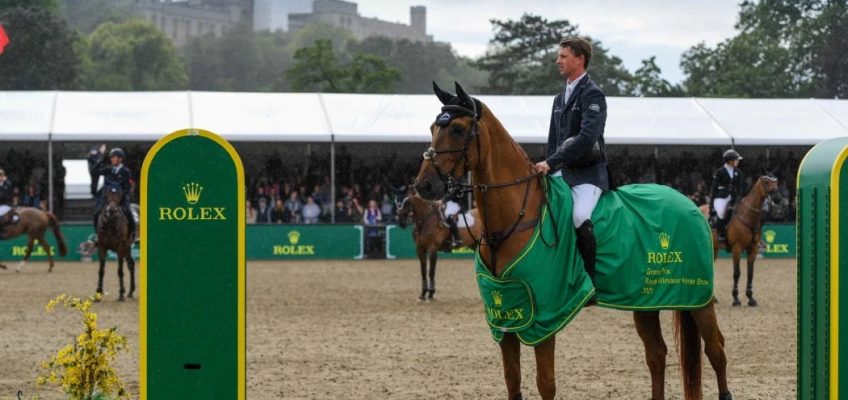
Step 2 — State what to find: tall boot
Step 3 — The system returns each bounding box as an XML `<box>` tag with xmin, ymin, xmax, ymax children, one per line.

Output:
<box><xmin>124</xmin><ymin>207</ymin><xmax>137</xmax><ymax>242</ymax></box>
<box><xmin>447</xmin><ymin>216</ymin><xmax>461</xmax><ymax>247</ymax></box>
<box><xmin>717</xmin><ymin>216</ymin><xmax>728</xmax><ymax>243</ymax></box>
<box><xmin>575</xmin><ymin>220</ymin><xmax>596</xmax><ymax>284</ymax></box>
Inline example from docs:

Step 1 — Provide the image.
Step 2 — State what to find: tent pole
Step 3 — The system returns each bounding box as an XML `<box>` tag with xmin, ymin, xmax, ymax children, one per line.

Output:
<box><xmin>47</xmin><ymin>90</ymin><xmax>59</xmax><ymax>213</ymax></box>
<box><xmin>330</xmin><ymin>140</ymin><xmax>336</xmax><ymax>223</ymax></box>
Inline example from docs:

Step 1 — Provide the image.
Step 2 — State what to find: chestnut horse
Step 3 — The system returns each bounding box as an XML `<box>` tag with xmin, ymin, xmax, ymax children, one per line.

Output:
<box><xmin>699</xmin><ymin>175</ymin><xmax>779</xmax><ymax>306</ymax></box>
<box><xmin>0</xmin><ymin>207</ymin><xmax>67</xmax><ymax>272</ymax></box>
<box><xmin>396</xmin><ymin>193</ymin><xmax>479</xmax><ymax>301</ymax></box>
<box><xmin>414</xmin><ymin>82</ymin><xmax>731</xmax><ymax>400</ymax></box>
<box><xmin>96</xmin><ymin>184</ymin><xmax>135</xmax><ymax>301</ymax></box>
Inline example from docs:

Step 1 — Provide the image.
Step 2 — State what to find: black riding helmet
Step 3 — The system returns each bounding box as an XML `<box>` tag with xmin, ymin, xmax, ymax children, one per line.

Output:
<box><xmin>722</xmin><ymin>149</ymin><xmax>742</xmax><ymax>163</ymax></box>
<box><xmin>109</xmin><ymin>148</ymin><xmax>125</xmax><ymax>159</ymax></box>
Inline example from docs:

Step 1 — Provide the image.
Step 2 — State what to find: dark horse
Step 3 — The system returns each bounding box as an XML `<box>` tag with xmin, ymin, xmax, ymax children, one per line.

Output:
<box><xmin>396</xmin><ymin>193</ymin><xmax>479</xmax><ymax>301</ymax></box>
<box><xmin>96</xmin><ymin>184</ymin><xmax>135</xmax><ymax>301</ymax></box>
<box><xmin>700</xmin><ymin>175</ymin><xmax>779</xmax><ymax>307</ymax></box>
<box><xmin>0</xmin><ymin>207</ymin><xmax>67</xmax><ymax>272</ymax></box>
<box><xmin>414</xmin><ymin>82</ymin><xmax>731</xmax><ymax>400</ymax></box>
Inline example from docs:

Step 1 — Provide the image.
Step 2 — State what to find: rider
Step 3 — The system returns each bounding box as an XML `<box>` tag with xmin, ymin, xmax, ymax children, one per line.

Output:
<box><xmin>442</xmin><ymin>190</ymin><xmax>463</xmax><ymax>247</ymax></box>
<box><xmin>709</xmin><ymin>149</ymin><xmax>744</xmax><ymax>242</ymax></box>
<box><xmin>91</xmin><ymin>148</ymin><xmax>136</xmax><ymax>242</ymax></box>
<box><xmin>534</xmin><ymin>36</ymin><xmax>608</xmax><ymax>285</ymax></box>
<box><xmin>0</xmin><ymin>168</ymin><xmax>19</xmax><ymax>226</ymax></box>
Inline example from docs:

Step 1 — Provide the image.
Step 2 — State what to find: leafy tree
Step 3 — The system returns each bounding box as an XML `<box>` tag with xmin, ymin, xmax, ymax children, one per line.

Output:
<box><xmin>286</xmin><ymin>38</ymin><xmax>400</xmax><ymax>93</ymax></box>
<box><xmin>681</xmin><ymin>0</ymin><xmax>848</xmax><ymax>98</ymax></box>
<box><xmin>0</xmin><ymin>0</ymin><xmax>57</xmax><ymax>12</ymax></box>
<box><xmin>0</xmin><ymin>5</ymin><xmax>80</xmax><ymax>89</ymax></box>
<box><xmin>629</xmin><ymin>56</ymin><xmax>684</xmax><ymax>97</ymax></box>
<box><xmin>475</xmin><ymin>13</ymin><xmax>633</xmax><ymax>95</ymax></box>
<box><xmin>81</xmin><ymin>19</ymin><xmax>187</xmax><ymax>90</ymax></box>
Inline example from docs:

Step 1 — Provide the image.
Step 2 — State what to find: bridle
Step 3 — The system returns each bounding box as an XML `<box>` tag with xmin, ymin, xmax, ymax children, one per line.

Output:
<box><xmin>422</xmin><ymin>102</ymin><xmax>557</xmax><ymax>274</ymax></box>
<box><xmin>730</xmin><ymin>175</ymin><xmax>778</xmax><ymax>239</ymax></box>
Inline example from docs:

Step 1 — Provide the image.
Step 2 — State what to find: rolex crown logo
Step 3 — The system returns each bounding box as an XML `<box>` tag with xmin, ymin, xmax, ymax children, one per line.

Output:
<box><xmin>764</xmin><ymin>230</ymin><xmax>776</xmax><ymax>243</ymax></box>
<box><xmin>288</xmin><ymin>230</ymin><xmax>301</xmax><ymax>245</ymax></box>
<box><xmin>659</xmin><ymin>232</ymin><xmax>670</xmax><ymax>250</ymax></box>
<box><xmin>491</xmin><ymin>290</ymin><xmax>503</xmax><ymax>308</ymax></box>
<box><xmin>182</xmin><ymin>182</ymin><xmax>203</xmax><ymax>205</ymax></box>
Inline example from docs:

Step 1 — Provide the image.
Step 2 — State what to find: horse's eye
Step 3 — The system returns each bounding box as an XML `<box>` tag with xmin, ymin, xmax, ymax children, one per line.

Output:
<box><xmin>451</xmin><ymin>126</ymin><xmax>465</xmax><ymax>135</ymax></box>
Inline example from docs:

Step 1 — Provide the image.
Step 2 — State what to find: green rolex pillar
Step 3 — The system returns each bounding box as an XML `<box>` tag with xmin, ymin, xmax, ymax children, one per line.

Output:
<box><xmin>141</xmin><ymin>129</ymin><xmax>245</xmax><ymax>399</ymax></box>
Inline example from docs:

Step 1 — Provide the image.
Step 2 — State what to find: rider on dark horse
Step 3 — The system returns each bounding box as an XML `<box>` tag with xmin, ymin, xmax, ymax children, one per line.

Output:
<box><xmin>709</xmin><ymin>149</ymin><xmax>744</xmax><ymax>243</ymax></box>
<box><xmin>91</xmin><ymin>148</ymin><xmax>136</xmax><ymax>243</ymax></box>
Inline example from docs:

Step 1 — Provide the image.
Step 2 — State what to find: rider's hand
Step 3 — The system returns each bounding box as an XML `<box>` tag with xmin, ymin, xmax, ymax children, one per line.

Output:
<box><xmin>100</xmin><ymin>144</ymin><xmax>107</xmax><ymax>154</ymax></box>
<box><xmin>534</xmin><ymin>161</ymin><xmax>550</xmax><ymax>175</ymax></box>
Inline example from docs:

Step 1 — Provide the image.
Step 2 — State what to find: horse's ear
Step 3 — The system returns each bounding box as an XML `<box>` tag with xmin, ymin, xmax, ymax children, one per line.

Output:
<box><xmin>454</xmin><ymin>81</ymin><xmax>473</xmax><ymax>108</ymax></box>
<box><xmin>432</xmin><ymin>81</ymin><xmax>454</xmax><ymax>105</ymax></box>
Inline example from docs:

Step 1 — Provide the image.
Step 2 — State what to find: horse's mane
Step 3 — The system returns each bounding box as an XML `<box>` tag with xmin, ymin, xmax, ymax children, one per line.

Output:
<box><xmin>477</xmin><ymin>101</ymin><xmax>534</xmax><ymax>166</ymax></box>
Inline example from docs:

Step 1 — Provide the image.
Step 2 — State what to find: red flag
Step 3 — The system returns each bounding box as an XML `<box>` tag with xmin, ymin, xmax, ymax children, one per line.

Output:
<box><xmin>0</xmin><ymin>25</ymin><xmax>8</xmax><ymax>55</ymax></box>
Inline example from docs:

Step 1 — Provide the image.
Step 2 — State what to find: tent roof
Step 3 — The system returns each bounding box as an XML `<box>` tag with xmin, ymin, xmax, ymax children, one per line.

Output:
<box><xmin>1</xmin><ymin>91</ymin><xmax>846</xmax><ymax>145</ymax></box>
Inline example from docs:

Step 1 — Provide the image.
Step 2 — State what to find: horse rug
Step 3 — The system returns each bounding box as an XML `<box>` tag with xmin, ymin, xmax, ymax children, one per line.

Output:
<box><xmin>476</xmin><ymin>177</ymin><xmax>714</xmax><ymax>346</ymax></box>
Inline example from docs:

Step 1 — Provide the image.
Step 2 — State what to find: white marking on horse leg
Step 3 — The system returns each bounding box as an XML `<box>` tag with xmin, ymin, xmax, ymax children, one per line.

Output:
<box><xmin>15</xmin><ymin>260</ymin><xmax>26</xmax><ymax>272</ymax></box>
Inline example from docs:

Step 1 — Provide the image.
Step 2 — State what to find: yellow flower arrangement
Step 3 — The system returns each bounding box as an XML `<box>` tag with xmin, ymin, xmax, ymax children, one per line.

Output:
<box><xmin>36</xmin><ymin>294</ymin><xmax>128</xmax><ymax>400</ymax></box>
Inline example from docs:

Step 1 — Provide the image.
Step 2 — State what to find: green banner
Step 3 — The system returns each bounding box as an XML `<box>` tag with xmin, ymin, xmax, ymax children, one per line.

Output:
<box><xmin>141</xmin><ymin>129</ymin><xmax>245</xmax><ymax>400</ymax></box>
<box><xmin>247</xmin><ymin>224</ymin><xmax>364</xmax><ymax>260</ymax></box>
<box><xmin>385</xmin><ymin>224</ymin><xmax>476</xmax><ymax>259</ymax></box>
<box><xmin>716</xmin><ymin>223</ymin><xmax>795</xmax><ymax>258</ymax></box>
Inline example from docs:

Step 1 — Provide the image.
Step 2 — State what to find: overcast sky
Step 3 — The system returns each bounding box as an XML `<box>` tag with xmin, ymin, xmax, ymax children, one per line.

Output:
<box><xmin>352</xmin><ymin>0</ymin><xmax>742</xmax><ymax>84</ymax></box>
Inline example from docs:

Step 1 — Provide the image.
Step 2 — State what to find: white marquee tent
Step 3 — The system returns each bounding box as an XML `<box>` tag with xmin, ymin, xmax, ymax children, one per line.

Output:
<box><xmin>3</xmin><ymin>91</ymin><xmax>847</xmax><ymax>213</ymax></box>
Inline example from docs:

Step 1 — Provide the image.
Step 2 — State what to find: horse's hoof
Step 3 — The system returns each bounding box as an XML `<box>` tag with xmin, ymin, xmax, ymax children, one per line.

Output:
<box><xmin>118</xmin><ymin>295</ymin><xmax>125</xmax><ymax>302</ymax></box>
<box><xmin>719</xmin><ymin>392</ymin><xmax>733</xmax><ymax>400</ymax></box>
<box><xmin>732</xmin><ymin>298</ymin><xmax>741</xmax><ymax>307</ymax></box>
<box><xmin>748</xmin><ymin>298</ymin><xmax>758</xmax><ymax>307</ymax></box>
<box><xmin>0</xmin><ymin>264</ymin><xmax>6</xmax><ymax>270</ymax></box>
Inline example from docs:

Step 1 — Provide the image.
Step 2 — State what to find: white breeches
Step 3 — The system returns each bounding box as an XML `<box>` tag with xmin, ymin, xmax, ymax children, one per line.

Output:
<box><xmin>444</xmin><ymin>201</ymin><xmax>460</xmax><ymax>218</ymax></box>
<box><xmin>0</xmin><ymin>205</ymin><xmax>10</xmax><ymax>217</ymax></box>
<box><xmin>714</xmin><ymin>196</ymin><xmax>732</xmax><ymax>219</ymax></box>
<box><xmin>571</xmin><ymin>184</ymin><xmax>601</xmax><ymax>227</ymax></box>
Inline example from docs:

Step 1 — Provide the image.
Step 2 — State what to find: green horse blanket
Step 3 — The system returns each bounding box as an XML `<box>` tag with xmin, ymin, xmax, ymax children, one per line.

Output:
<box><xmin>475</xmin><ymin>176</ymin><xmax>714</xmax><ymax>346</ymax></box>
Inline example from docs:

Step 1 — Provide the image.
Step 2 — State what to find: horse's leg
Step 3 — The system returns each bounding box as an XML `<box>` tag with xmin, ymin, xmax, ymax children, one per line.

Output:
<box><xmin>731</xmin><ymin>246</ymin><xmax>742</xmax><ymax>306</ymax></box>
<box><xmin>417</xmin><ymin>248</ymin><xmax>428</xmax><ymax>301</ymax></box>
<box><xmin>427</xmin><ymin>249</ymin><xmax>437</xmax><ymax>300</ymax></box>
<box><xmin>117</xmin><ymin>252</ymin><xmax>125</xmax><ymax>301</ymax></box>
<box><xmin>745</xmin><ymin>247</ymin><xmax>758</xmax><ymax>307</ymax></box>
<box><xmin>127</xmin><ymin>253</ymin><xmax>136</xmax><ymax>299</ymax></box>
<box><xmin>16</xmin><ymin>237</ymin><xmax>35</xmax><ymax>272</ymax></box>
<box><xmin>533</xmin><ymin>336</ymin><xmax>556</xmax><ymax>400</ymax></box>
<box><xmin>499</xmin><ymin>333</ymin><xmax>523</xmax><ymax>400</ymax></box>
<box><xmin>96</xmin><ymin>247</ymin><xmax>107</xmax><ymax>297</ymax></box>
<box><xmin>38</xmin><ymin>235</ymin><xmax>55</xmax><ymax>273</ymax></box>
<box><xmin>690</xmin><ymin>302</ymin><xmax>731</xmax><ymax>399</ymax></box>
<box><xmin>634</xmin><ymin>311</ymin><xmax>667</xmax><ymax>400</ymax></box>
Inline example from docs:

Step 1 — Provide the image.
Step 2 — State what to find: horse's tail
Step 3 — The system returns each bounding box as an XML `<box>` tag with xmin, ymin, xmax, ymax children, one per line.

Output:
<box><xmin>674</xmin><ymin>310</ymin><xmax>702</xmax><ymax>400</ymax></box>
<box><xmin>47</xmin><ymin>212</ymin><xmax>68</xmax><ymax>256</ymax></box>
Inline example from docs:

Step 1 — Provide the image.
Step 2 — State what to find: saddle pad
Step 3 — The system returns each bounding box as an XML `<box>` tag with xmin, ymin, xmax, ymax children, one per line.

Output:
<box><xmin>474</xmin><ymin>177</ymin><xmax>713</xmax><ymax>346</ymax></box>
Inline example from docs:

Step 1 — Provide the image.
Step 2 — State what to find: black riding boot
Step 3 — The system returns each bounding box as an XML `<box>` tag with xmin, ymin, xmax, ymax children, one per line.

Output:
<box><xmin>717</xmin><ymin>216</ymin><xmax>729</xmax><ymax>242</ymax></box>
<box><xmin>575</xmin><ymin>220</ymin><xmax>597</xmax><ymax>284</ymax></box>
<box><xmin>447</xmin><ymin>217</ymin><xmax>461</xmax><ymax>247</ymax></box>
<box><xmin>124</xmin><ymin>207</ymin><xmax>136</xmax><ymax>242</ymax></box>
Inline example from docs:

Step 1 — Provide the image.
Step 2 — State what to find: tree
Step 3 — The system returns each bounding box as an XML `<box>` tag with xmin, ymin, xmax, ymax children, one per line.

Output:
<box><xmin>286</xmin><ymin>38</ymin><xmax>400</xmax><ymax>93</ymax></box>
<box><xmin>681</xmin><ymin>0</ymin><xmax>848</xmax><ymax>98</ymax></box>
<box><xmin>81</xmin><ymin>19</ymin><xmax>187</xmax><ymax>90</ymax></box>
<box><xmin>629</xmin><ymin>56</ymin><xmax>684</xmax><ymax>97</ymax></box>
<box><xmin>475</xmin><ymin>14</ymin><xmax>633</xmax><ymax>95</ymax></box>
<box><xmin>184</xmin><ymin>25</ymin><xmax>291</xmax><ymax>91</ymax></box>
<box><xmin>0</xmin><ymin>5</ymin><xmax>80</xmax><ymax>89</ymax></box>
<box><xmin>0</xmin><ymin>0</ymin><xmax>57</xmax><ymax>12</ymax></box>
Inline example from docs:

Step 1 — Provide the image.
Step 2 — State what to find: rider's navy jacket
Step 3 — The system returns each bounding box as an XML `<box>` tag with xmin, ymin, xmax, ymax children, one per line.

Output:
<box><xmin>91</xmin><ymin>158</ymin><xmax>132</xmax><ymax>200</ymax></box>
<box><xmin>545</xmin><ymin>74</ymin><xmax>609</xmax><ymax>191</ymax></box>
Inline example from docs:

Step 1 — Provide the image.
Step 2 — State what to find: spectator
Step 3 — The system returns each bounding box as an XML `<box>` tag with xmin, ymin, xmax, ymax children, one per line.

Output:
<box><xmin>21</xmin><ymin>184</ymin><xmax>40</xmax><ymax>208</ymax></box>
<box><xmin>363</xmin><ymin>199</ymin><xmax>383</xmax><ymax>258</ymax></box>
<box><xmin>0</xmin><ymin>169</ymin><xmax>13</xmax><ymax>206</ymax></box>
<box><xmin>380</xmin><ymin>193</ymin><xmax>394</xmax><ymax>223</ymax></box>
<box><xmin>334</xmin><ymin>199</ymin><xmax>351</xmax><ymax>223</ymax></box>
<box><xmin>349</xmin><ymin>197</ymin><xmax>364</xmax><ymax>222</ymax></box>
<box><xmin>284</xmin><ymin>191</ymin><xmax>303</xmax><ymax>223</ymax></box>
<box><xmin>246</xmin><ymin>200</ymin><xmax>257</xmax><ymax>224</ymax></box>
<box><xmin>255</xmin><ymin>186</ymin><xmax>271</xmax><ymax>208</ymax></box>
<box><xmin>302</xmin><ymin>196</ymin><xmax>321</xmax><ymax>224</ymax></box>
<box><xmin>255</xmin><ymin>197</ymin><xmax>272</xmax><ymax>223</ymax></box>
<box><xmin>271</xmin><ymin>199</ymin><xmax>288</xmax><ymax>223</ymax></box>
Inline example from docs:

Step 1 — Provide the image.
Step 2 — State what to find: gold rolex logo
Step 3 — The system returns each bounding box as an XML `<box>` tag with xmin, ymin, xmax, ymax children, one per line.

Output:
<box><xmin>288</xmin><ymin>230</ymin><xmax>301</xmax><ymax>245</ymax></box>
<box><xmin>491</xmin><ymin>290</ymin><xmax>503</xmax><ymax>308</ymax></box>
<box><xmin>182</xmin><ymin>182</ymin><xmax>203</xmax><ymax>205</ymax></box>
<box><xmin>764</xmin><ymin>230</ymin><xmax>776</xmax><ymax>243</ymax></box>
<box><xmin>659</xmin><ymin>232</ymin><xmax>670</xmax><ymax>250</ymax></box>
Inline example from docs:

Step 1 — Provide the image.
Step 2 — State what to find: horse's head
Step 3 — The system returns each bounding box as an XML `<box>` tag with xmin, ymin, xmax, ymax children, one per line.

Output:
<box><xmin>395</xmin><ymin>195</ymin><xmax>411</xmax><ymax>228</ymax></box>
<box><xmin>755</xmin><ymin>172</ymin><xmax>781</xmax><ymax>205</ymax></box>
<box><xmin>104</xmin><ymin>184</ymin><xmax>123</xmax><ymax>216</ymax></box>
<box><xmin>415</xmin><ymin>82</ymin><xmax>485</xmax><ymax>201</ymax></box>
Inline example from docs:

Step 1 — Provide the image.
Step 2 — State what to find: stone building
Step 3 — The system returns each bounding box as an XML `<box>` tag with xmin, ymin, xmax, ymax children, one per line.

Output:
<box><xmin>288</xmin><ymin>0</ymin><xmax>430</xmax><ymax>43</ymax></box>
<box><xmin>133</xmin><ymin>0</ymin><xmax>253</xmax><ymax>46</ymax></box>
